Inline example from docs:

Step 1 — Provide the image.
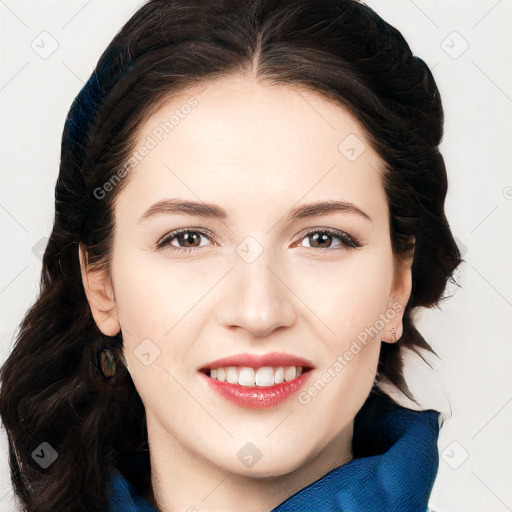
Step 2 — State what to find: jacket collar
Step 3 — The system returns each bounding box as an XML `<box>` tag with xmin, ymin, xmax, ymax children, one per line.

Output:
<box><xmin>271</xmin><ymin>390</ymin><xmax>441</xmax><ymax>511</ymax></box>
<box><xmin>107</xmin><ymin>390</ymin><xmax>440</xmax><ymax>512</ymax></box>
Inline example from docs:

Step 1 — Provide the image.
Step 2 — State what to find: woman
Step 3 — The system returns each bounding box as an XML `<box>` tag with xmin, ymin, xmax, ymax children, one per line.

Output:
<box><xmin>0</xmin><ymin>0</ymin><xmax>462</xmax><ymax>510</ymax></box>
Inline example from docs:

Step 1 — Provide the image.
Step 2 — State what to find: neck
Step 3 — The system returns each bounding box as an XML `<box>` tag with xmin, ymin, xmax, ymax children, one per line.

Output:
<box><xmin>146</xmin><ymin>418</ymin><xmax>354</xmax><ymax>512</ymax></box>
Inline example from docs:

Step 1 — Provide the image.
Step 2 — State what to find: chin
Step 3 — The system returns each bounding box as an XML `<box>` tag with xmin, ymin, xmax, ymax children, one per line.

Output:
<box><xmin>217</xmin><ymin>448</ymin><xmax>312</xmax><ymax>480</ymax></box>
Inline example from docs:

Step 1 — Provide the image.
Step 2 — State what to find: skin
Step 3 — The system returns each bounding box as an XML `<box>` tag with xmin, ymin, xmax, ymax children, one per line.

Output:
<box><xmin>80</xmin><ymin>75</ymin><xmax>413</xmax><ymax>512</ymax></box>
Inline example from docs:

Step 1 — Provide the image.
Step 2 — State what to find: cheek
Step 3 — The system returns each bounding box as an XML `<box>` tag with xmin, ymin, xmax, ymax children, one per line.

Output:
<box><xmin>110</xmin><ymin>251</ymin><xmax>213</xmax><ymax>370</ymax></box>
<box><xmin>113</xmin><ymin>248</ymin><xmax>393</xmax><ymax>330</ymax></box>
<box><xmin>292</xmin><ymin>251</ymin><xmax>393</xmax><ymax>345</ymax></box>
<box><xmin>111</xmin><ymin>250</ymin><xmax>198</xmax><ymax>330</ymax></box>
<box><xmin>111</xmin><ymin>239</ymin><xmax>393</xmax><ymax>364</ymax></box>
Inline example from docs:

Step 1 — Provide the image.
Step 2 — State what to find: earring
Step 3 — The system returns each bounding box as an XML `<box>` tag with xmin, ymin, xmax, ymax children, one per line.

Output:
<box><xmin>98</xmin><ymin>347</ymin><xmax>116</xmax><ymax>379</ymax></box>
<box><xmin>391</xmin><ymin>326</ymin><xmax>398</xmax><ymax>342</ymax></box>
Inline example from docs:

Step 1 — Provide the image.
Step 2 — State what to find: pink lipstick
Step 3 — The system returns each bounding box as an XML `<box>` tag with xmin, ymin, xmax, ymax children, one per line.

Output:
<box><xmin>198</xmin><ymin>352</ymin><xmax>315</xmax><ymax>409</ymax></box>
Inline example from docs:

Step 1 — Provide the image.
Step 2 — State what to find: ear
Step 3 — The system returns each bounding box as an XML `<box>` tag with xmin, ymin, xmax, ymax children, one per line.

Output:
<box><xmin>78</xmin><ymin>243</ymin><xmax>121</xmax><ymax>336</ymax></box>
<box><xmin>381</xmin><ymin>250</ymin><xmax>414</xmax><ymax>344</ymax></box>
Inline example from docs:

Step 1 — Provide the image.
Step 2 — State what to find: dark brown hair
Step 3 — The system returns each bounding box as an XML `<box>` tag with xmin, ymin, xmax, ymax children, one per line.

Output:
<box><xmin>0</xmin><ymin>0</ymin><xmax>462</xmax><ymax>510</ymax></box>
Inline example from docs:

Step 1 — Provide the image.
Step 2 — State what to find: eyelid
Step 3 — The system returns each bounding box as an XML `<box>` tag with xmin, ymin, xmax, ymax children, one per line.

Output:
<box><xmin>156</xmin><ymin>227</ymin><xmax>218</xmax><ymax>248</ymax></box>
<box><xmin>294</xmin><ymin>227</ymin><xmax>362</xmax><ymax>249</ymax></box>
<box><xmin>156</xmin><ymin>226</ymin><xmax>362</xmax><ymax>252</ymax></box>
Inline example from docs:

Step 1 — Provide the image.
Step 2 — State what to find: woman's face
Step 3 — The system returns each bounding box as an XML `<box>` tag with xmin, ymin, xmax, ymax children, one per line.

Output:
<box><xmin>82</xmin><ymin>75</ymin><xmax>412</xmax><ymax>478</ymax></box>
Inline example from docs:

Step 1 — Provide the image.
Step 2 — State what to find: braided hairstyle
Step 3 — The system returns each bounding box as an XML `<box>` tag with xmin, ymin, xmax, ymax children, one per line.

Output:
<box><xmin>0</xmin><ymin>1</ymin><xmax>462</xmax><ymax>510</ymax></box>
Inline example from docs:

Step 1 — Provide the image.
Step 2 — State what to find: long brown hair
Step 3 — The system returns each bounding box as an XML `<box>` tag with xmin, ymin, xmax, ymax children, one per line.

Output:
<box><xmin>0</xmin><ymin>0</ymin><xmax>462</xmax><ymax>510</ymax></box>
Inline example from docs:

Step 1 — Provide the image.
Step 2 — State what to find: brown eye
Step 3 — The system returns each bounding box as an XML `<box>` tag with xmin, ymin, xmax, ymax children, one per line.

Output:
<box><xmin>307</xmin><ymin>232</ymin><xmax>335</xmax><ymax>249</ymax></box>
<box><xmin>174</xmin><ymin>231</ymin><xmax>202</xmax><ymax>248</ymax></box>
<box><xmin>299</xmin><ymin>229</ymin><xmax>360</xmax><ymax>250</ymax></box>
<box><xmin>157</xmin><ymin>229</ymin><xmax>213</xmax><ymax>251</ymax></box>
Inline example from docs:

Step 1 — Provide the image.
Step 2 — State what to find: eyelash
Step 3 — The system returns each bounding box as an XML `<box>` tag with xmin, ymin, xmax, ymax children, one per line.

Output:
<box><xmin>156</xmin><ymin>227</ymin><xmax>361</xmax><ymax>253</ymax></box>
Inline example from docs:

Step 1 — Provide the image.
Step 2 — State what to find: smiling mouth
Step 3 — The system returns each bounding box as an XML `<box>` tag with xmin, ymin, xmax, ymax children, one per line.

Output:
<box><xmin>199</xmin><ymin>365</ymin><xmax>313</xmax><ymax>387</ymax></box>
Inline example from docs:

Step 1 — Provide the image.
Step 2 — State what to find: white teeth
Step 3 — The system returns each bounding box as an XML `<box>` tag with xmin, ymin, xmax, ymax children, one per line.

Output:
<box><xmin>206</xmin><ymin>366</ymin><xmax>305</xmax><ymax>386</ymax></box>
<box><xmin>284</xmin><ymin>366</ymin><xmax>296</xmax><ymax>382</ymax></box>
<box><xmin>255</xmin><ymin>367</ymin><xmax>274</xmax><ymax>386</ymax></box>
<box><xmin>226</xmin><ymin>366</ymin><xmax>238</xmax><ymax>384</ymax></box>
<box><xmin>238</xmin><ymin>367</ymin><xmax>255</xmax><ymax>386</ymax></box>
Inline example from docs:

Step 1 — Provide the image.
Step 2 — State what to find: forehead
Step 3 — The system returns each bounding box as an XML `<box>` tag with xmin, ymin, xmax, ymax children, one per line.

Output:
<box><xmin>117</xmin><ymin>76</ymin><xmax>387</xmax><ymax>221</ymax></box>
<box><xmin>136</xmin><ymin>75</ymin><xmax>372</xmax><ymax>157</ymax></box>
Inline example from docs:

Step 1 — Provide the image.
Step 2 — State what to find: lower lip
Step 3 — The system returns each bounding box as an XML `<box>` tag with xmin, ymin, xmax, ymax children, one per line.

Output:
<box><xmin>199</xmin><ymin>370</ymin><xmax>313</xmax><ymax>409</ymax></box>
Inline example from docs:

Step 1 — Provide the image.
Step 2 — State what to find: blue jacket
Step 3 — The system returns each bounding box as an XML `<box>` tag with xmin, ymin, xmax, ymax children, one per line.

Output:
<box><xmin>107</xmin><ymin>393</ymin><xmax>441</xmax><ymax>511</ymax></box>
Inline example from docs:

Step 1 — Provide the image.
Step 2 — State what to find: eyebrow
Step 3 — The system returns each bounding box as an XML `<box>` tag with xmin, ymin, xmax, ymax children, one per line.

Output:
<box><xmin>137</xmin><ymin>198</ymin><xmax>372</xmax><ymax>224</ymax></box>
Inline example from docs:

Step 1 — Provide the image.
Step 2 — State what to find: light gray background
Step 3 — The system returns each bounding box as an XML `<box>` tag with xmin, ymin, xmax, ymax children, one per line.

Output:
<box><xmin>1</xmin><ymin>1</ymin><xmax>511</xmax><ymax>510</ymax></box>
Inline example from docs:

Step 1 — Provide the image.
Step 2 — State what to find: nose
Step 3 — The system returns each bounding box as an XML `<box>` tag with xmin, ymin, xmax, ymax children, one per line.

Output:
<box><xmin>215</xmin><ymin>256</ymin><xmax>297</xmax><ymax>338</ymax></box>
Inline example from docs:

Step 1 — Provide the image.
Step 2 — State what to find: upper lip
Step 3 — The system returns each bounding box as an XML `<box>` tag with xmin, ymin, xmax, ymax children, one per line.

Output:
<box><xmin>199</xmin><ymin>352</ymin><xmax>315</xmax><ymax>371</ymax></box>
